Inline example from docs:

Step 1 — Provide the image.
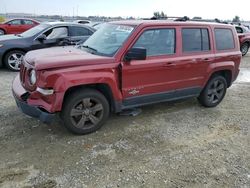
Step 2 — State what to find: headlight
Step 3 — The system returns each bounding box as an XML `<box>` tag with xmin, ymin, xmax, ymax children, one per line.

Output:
<box><xmin>0</xmin><ymin>44</ymin><xmax>3</xmax><ymax>48</ymax></box>
<box><xmin>29</xmin><ymin>69</ymin><xmax>36</xmax><ymax>85</ymax></box>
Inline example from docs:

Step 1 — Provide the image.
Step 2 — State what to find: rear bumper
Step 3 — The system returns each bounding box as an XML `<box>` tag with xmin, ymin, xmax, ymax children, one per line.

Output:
<box><xmin>12</xmin><ymin>75</ymin><xmax>55</xmax><ymax>124</ymax></box>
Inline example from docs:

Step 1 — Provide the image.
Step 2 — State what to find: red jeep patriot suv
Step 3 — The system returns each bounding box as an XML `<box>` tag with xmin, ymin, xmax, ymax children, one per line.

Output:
<box><xmin>12</xmin><ymin>20</ymin><xmax>241</xmax><ymax>134</ymax></box>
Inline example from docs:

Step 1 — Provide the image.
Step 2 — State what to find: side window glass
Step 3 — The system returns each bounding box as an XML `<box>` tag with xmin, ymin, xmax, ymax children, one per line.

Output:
<box><xmin>70</xmin><ymin>26</ymin><xmax>90</xmax><ymax>36</ymax></box>
<box><xmin>202</xmin><ymin>29</ymin><xmax>210</xmax><ymax>51</ymax></box>
<box><xmin>215</xmin><ymin>28</ymin><xmax>234</xmax><ymax>50</ymax></box>
<box><xmin>23</xmin><ymin>20</ymin><xmax>34</xmax><ymax>25</ymax></box>
<box><xmin>8</xmin><ymin>20</ymin><xmax>22</xmax><ymax>25</ymax></box>
<box><xmin>182</xmin><ymin>28</ymin><xmax>210</xmax><ymax>52</ymax></box>
<box><xmin>133</xmin><ymin>29</ymin><xmax>175</xmax><ymax>56</ymax></box>
<box><xmin>235</xmin><ymin>27</ymin><xmax>243</xmax><ymax>34</ymax></box>
<box><xmin>45</xmin><ymin>27</ymin><xmax>68</xmax><ymax>39</ymax></box>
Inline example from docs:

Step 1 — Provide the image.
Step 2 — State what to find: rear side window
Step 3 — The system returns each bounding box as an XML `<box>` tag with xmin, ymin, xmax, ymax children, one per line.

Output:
<box><xmin>182</xmin><ymin>28</ymin><xmax>210</xmax><ymax>52</ymax></box>
<box><xmin>70</xmin><ymin>26</ymin><xmax>92</xmax><ymax>36</ymax></box>
<box><xmin>23</xmin><ymin>20</ymin><xmax>34</xmax><ymax>25</ymax></box>
<box><xmin>215</xmin><ymin>28</ymin><xmax>235</xmax><ymax>50</ymax></box>
<box><xmin>133</xmin><ymin>28</ymin><xmax>176</xmax><ymax>56</ymax></box>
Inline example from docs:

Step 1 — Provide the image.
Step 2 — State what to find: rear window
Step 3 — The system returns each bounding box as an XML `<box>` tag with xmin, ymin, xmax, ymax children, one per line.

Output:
<box><xmin>215</xmin><ymin>28</ymin><xmax>235</xmax><ymax>50</ymax></box>
<box><xmin>182</xmin><ymin>28</ymin><xmax>210</xmax><ymax>52</ymax></box>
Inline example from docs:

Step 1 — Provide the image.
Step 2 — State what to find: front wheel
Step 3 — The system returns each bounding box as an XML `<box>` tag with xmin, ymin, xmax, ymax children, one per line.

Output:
<box><xmin>0</xmin><ymin>29</ymin><xmax>5</xmax><ymax>35</ymax></box>
<box><xmin>4</xmin><ymin>50</ymin><xmax>25</xmax><ymax>71</ymax></box>
<box><xmin>241</xmin><ymin>42</ymin><xmax>249</xmax><ymax>56</ymax></box>
<box><xmin>198</xmin><ymin>76</ymin><xmax>227</xmax><ymax>107</ymax></box>
<box><xmin>61</xmin><ymin>89</ymin><xmax>110</xmax><ymax>135</ymax></box>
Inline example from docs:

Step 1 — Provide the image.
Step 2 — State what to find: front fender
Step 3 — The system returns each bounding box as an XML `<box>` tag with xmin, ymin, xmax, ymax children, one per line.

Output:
<box><xmin>59</xmin><ymin>70</ymin><xmax>122</xmax><ymax>101</ymax></box>
<box><xmin>36</xmin><ymin>66</ymin><xmax>122</xmax><ymax>112</ymax></box>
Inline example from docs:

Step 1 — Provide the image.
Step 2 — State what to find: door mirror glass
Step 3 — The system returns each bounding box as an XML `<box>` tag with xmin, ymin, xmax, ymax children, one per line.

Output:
<box><xmin>124</xmin><ymin>47</ymin><xmax>146</xmax><ymax>61</ymax></box>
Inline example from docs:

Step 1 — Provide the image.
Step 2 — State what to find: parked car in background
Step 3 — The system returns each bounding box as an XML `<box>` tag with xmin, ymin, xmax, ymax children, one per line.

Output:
<box><xmin>0</xmin><ymin>22</ymin><xmax>95</xmax><ymax>71</ymax></box>
<box><xmin>0</xmin><ymin>18</ymin><xmax>39</xmax><ymax>35</ymax></box>
<box><xmin>73</xmin><ymin>20</ymin><xmax>91</xmax><ymax>24</ymax></box>
<box><xmin>12</xmin><ymin>20</ymin><xmax>241</xmax><ymax>134</ymax></box>
<box><xmin>235</xmin><ymin>25</ymin><xmax>250</xmax><ymax>56</ymax></box>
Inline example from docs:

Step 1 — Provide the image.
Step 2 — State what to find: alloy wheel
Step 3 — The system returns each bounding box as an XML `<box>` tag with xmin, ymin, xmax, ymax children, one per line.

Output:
<box><xmin>207</xmin><ymin>79</ymin><xmax>225</xmax><ymax>104</ymax></box>
<box><xmin>70</xmin><ymin>97</ymin><xmax>104</xmax><ymax>129</ymax></box>
<box><xmin>7</xmin><ymin>53</ymin><xmax>24</xmax><ymax>71</ymax></box>
<box><xmin>241</xmin><ymin>43</ymin><xmax>249</xmax><ymax>56</ymax></box>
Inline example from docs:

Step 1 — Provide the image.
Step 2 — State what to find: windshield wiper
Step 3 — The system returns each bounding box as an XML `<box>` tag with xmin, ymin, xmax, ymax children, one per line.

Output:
<box><xmin>81</xmin><ymin>45</ymin><xmax>98</xmax><ymax>53</ymax></box>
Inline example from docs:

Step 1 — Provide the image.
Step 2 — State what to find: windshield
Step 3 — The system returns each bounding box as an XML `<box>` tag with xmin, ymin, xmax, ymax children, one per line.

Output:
<box><xmin>20</xmin><ymin>24</ymin><xmax>49</xmax><ymax>37</ymax></box>
<box><xmin>80</xmin><ymin>23</ymin><xmax>135</xmax><ymax>56</ymax></box>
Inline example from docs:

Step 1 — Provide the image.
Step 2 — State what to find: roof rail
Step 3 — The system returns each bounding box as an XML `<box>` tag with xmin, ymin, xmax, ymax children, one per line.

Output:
<box><xmin>174</xmin><ymin>16</ymin><xmax>190</xmax><ymax>21</ymax></box>
<box><xmin>142</xmin><ymin>16</ymin><xmax>230</xmax><ymax>24</ymax></box>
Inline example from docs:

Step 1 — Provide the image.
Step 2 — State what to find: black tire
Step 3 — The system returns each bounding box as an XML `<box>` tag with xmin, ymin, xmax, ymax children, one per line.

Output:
<box><xmin>61</xmin><ymin>88</ymin><xmax>110</xmax><ymax>135</ymax></box>
<box><xmin>0</xmin><ymin>29</ymin><xmax>5</xmax><ymax>35</ymax></box>
<box><xmin>4</xmin><ymin>50</ymin><xmax>25</xmax><ymax>71</ymax></box>
<box><xmin>241</xmin><ymin>42</ymin><xmax>249</xmax><ymax>56</ymax></box>
<box><xmin>198</xmin><ymin>75</ymin><xmax>227</xmax><ymax>107</ymax></box>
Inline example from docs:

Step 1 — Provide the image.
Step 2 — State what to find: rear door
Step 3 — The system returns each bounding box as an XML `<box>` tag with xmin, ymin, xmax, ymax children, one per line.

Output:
<box><xmin>173</xmin><ymin>26</ymin><xmax>214</xmax><ymax>91</ymax></box>
<box><xmin>22</xmin><ymin>19</ymin><xmax>36</xmax><ymax>32</ymax></box>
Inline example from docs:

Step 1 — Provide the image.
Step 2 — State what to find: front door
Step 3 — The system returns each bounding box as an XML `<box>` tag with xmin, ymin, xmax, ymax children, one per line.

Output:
<box><xmin>31</xmin><ymin>26</ymin><xmax>69</xmax><ymax>50</ymax></box>
<box><xmin>6</xmin><ymin>19</ymin><xmax>23</xmax><ymax>34</ymax></box>
<box><xmin>121</xmin><ymin>27</ymin><xmax>179</xmax><ymax>106</ymax></box>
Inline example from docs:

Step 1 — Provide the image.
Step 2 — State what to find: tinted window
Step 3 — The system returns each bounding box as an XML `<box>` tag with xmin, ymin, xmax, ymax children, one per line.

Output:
<box><xmin>182</xmin><ymin>28</ymin><xmax>210</xmax><ymax>52</ymax></box>
<box><xmin>70</xmin><ymin>26</ymin><xmax>91</xmax><ymax>36</ymax></box>
<box><xmin>215</xmin><ymin>28</ymin><xmax>234</xmax><ymax>50</ymax></box>
<box><xmin>235</xmin><ymin>26</ymin><xmax>243</xmax><ymax>33</ymax></box>
<box><xmin>8</xmin><ymin>20</ymin><xmax>22</xmax><ymax>25</ymax></box>
<box><xmin>133</xmin><ymin>29</ymin><xmax>175</xmax><ymax>56</ymax></box>
<box><xmin>202</xmin><ymin>29</ymin><xmax>210</xmax><ymax>51</ymax></box>
<box><xmin>23</xmin><ymin>20</ymin><xmax>34</xmax><ymax>25</ymax></box>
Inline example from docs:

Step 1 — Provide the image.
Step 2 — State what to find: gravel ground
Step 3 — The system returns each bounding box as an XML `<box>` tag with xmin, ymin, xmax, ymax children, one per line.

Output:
<box><xmin>0</xmin><ymin>54</ymin><xmax>250</xmax><ymax>188</ymax></box>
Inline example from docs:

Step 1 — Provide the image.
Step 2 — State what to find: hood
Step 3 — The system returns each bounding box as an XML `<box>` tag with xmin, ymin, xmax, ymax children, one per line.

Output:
<box><xmin>24</xmin><ymin>46</ymin><xmax>116</xmax><ymax>70</ymax></box>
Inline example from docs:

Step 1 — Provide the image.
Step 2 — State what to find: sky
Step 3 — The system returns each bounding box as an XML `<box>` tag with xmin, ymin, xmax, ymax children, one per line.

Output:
<box><xmin>0</xmin><ymin>0</ymin><xmax>250</xmax><ymax>20</ymax></box>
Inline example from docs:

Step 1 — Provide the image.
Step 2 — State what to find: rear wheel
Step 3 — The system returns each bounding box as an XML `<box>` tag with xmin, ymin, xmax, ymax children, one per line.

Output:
<box><xmin>198</xmin><ymin>76</ymin><xmax>227</xmax><ymax>107</ymax></box>
<box><xmin>0</xmin><ymin>29</ymin><xmax>5</xmax><ymax>35</ymax></box>
<box><xmin>61</xmin><ymin>89</ymin><xmax>110</xmax><ymax>135</ymax></box>
<box><xmin>241</xmin><ymin>42</ymin><xmax>249</xmax><ymax>56</ymax></box>
<box><xmin>4</xmin><ymin>50</ymin><xmax>25</xmax><ymax>71</ymax></box>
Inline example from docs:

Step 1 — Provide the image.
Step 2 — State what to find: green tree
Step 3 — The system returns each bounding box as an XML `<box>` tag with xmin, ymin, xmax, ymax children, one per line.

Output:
<box><xmin>232</xmin><ymin>16</ymin><xmax>240</xmax><ymax>22</ymax></box>
<box><xmin>153</xmin><ymin>12</ymin><xmax>161</xmax><ymax>18</ymax></box>
<box><xmin>153</xmin><ymin>11</ymin><xmax>167</xmax><ymax>19</ymax></box>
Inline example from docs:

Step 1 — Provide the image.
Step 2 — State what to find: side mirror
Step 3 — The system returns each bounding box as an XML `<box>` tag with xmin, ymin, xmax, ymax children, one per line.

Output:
<box><xmin>124</xmin><ymin>47</ymin><xmax>146</xmax><ymax>61</ymax></box>
<box><xmin>37</xmin><ymin>34</ymin><xmax>47</xmax><ymax>42</ymax></box>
